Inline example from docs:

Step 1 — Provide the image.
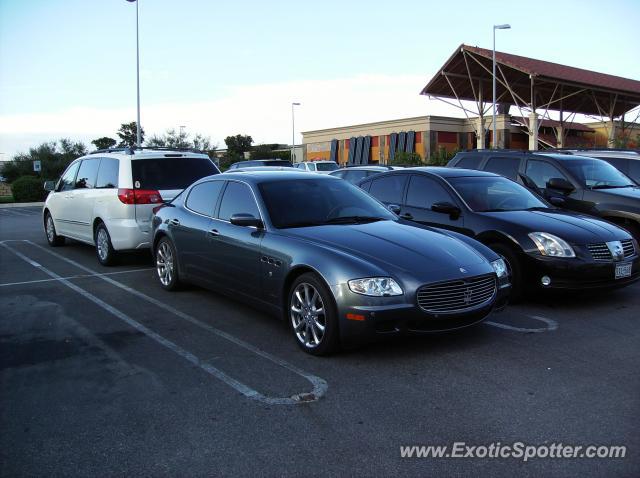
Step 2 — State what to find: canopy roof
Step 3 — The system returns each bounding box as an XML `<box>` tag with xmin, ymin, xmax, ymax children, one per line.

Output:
<box><xmin>421</xmin><ymin>45</ymin><xmax>640</xmax><ymax>118</ymax></box>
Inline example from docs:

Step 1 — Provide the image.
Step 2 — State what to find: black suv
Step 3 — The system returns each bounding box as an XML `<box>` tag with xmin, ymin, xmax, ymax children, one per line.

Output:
<box><xmin>542</xmin><ymin>149</ymin><xmax>640</xmax><ymax>183</ymax></box>
<box><xmin>448</xmin><ymin>150</ymin><xmax>640</xmax><ymax>240</ymax></box>
<box><xmin>228</xmin><ymin>159</ymin><xmax>293</xmax><ymax>169</ymax></box>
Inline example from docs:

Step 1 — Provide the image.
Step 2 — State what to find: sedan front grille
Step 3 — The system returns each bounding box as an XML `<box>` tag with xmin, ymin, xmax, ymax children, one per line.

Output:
<box><xmin>587</xmin><ymin>240</ymin><xmax>636</xmax><ymax>261</ymax></box>
<box><xmin>587</xmin><ymin>243</ymin><xmax>612</xmax><ymax>260</ymax></box>
<box><xmin>417</xmin><ymin>275</ymin><xmax>496</xmax><ymax>313</ymax></box>
<box><xmin>622</xmin><ymin>239</ymin><xmax>635</xmax><ymax>257</ymax></box>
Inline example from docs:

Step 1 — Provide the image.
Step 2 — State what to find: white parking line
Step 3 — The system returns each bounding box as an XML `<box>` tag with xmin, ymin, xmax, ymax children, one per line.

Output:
<box><xmin>0</xmin><ymin>269</ymin><xmax>150</xmax><ymax>287</ymax></box>
<box><xmin>4</xmin><ymin>240</ymin><xmax>328</xmax><ymax>405</ymax></box>
<box><xmin>485</xmin><ymin>315</ymin><xmax>558</xmax><ymax>333</ymax></box>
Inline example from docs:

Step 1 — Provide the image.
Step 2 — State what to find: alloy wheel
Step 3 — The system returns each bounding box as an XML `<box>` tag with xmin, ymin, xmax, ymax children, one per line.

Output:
<box><xmin>290</xmin><ymin>282</ymin><xmax>326</xmax><ymax>348</ymax></box>
<box><xmin>96</xmin><ymin>228</ymin><xmax>109</xmax><ymax>262</ymax></box>
<box><xmin>46</xmin><ymin>215</ymin><xmax>55</xmax><ymax>242</ymax></box>
<box><xmin>156</xmin><ymin>241</ymin><xmax>174</xmax><ymax>287</ymax></box>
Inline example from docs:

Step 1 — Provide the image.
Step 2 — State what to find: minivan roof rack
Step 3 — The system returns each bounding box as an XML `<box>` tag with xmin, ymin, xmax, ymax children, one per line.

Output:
<box><xmin>89</xmin><ymin>146</ymin><xmax>208</xmax><ymax>155</ymax></box>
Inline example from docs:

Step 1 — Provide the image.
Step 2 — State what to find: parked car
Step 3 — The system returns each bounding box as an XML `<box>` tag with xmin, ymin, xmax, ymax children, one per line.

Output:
<box><xmin>330</xmin><ymin>165</ymin><xmax>396</xmax><ymax>184</ymax></box>
<box><xmin>295</xmin><ymin>161</ymin><xmax>339</xmax><ymax>173</ymax></box>
<box><xmin>43</xmin><ymin>147</ymin><xmax>220</xmax><ymax>265</ymax></box>
<box><xmin>542</xmin><ymin>149</ymin><xmax>640</xmax><ymax>184</ymax></box>
<box><xmin>228</xmin><ymin>159</ymin><xmax>293</xmax><ymax>169</ymax></box>
<box><xmin>448</xmin><ymin>150</ymin><xmax>640</xmax><ymax>241</ymax></box>
<box><xmin>151</xmin><ymin>171</ymin><xmax>510</xmax><ymax>355</ymax></box>
<box><xmin>357</xmin><ymin>168</ymin><xmax>640</xmax><ymax>299</ymax></box>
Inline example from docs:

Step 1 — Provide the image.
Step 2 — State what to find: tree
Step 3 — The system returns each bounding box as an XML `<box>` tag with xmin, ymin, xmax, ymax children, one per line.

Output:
<box><xmin>0</xmin><ymin>139</ymin><xmax>87</xmax><ymax>183</ymax></box>
<box><xmin>146</xmin><ymin>129</ymin><xmax>217</xmax><ymax>153</ymax></box>
<box><xmin>117</xmin><ymin>122</ymin><xmax>145</xmax><ymax>148</ymax></box>
<box><xmin>224</xmin><ymin>134</ymin><xmax>253</xmax><ymax>157</ymax></box>
<box><xmin>91</xmin><ymin>137</ymin><xmax>117</xmax><ymax>150</ymax></box>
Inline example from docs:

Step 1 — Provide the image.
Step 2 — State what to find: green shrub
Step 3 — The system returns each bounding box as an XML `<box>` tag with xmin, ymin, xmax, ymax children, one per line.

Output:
<box><xmin>388</xmin><ymin>152</ymin><xmax>424</xmax><ymax>167</ymax></box>
<box><xmin>11</xmin><ymin>176</ymin><xmax>46</xmax><ymax>202</ymax></box>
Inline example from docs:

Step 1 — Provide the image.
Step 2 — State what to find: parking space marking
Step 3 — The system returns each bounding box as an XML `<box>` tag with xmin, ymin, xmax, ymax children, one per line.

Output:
<box><xmin>4</xmin><ymin>241</ymin><xmax>328</xmax><ymax>405</ymax></box>
<box><xmin>0</xmin><ymin>268</ymin><xmax>150</xmax><ymax>288</ymax></box>
<box><xmin>485</xmin><ymin>315</ymin><xmax>558</xmax><ymax>333</ymax></box>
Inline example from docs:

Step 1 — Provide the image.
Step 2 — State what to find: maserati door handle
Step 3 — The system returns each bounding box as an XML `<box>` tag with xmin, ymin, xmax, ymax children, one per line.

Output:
<box><xmin>208</xmin><ymin>229</ymin><xmax>220</xmax><ymax>237</ymax></box>
<box><xmin>169</xmin><ymin>219</ymin><xmax>180</xmax><ymax>226</ymax></box>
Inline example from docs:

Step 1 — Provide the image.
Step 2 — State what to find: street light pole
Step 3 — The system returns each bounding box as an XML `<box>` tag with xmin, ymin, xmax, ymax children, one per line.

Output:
<box><xmin>126</xmin><ymin>0</ymin><xmax>142</xmax><ymax>147</ymax></box>
<box><xmin>291</xmin><ymin>102</ymin><xmax>301</xmax><ymax>162</ymax></box>
<box><xmin>493</xmin><ymin>23</ymin><xmax>510</xmax><ymax>149</ymax></box>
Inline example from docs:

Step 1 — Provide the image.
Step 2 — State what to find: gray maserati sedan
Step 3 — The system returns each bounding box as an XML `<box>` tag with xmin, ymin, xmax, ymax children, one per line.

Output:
<box><xmin>151</xmin><ymin>171</ymin><xmax>511</xmax><ymax>355</ymax></box>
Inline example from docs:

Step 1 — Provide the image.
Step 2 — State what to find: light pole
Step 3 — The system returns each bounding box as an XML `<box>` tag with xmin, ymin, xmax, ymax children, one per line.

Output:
<box><xmin>126</xmin><ymin>0</ymin><xmax>142</xmax><ymax>147</ymax></box>
<box><xmin>493</xmin><ymin>23</ymin><xmax>510</xmax><ymax>149</ymax></box>
<box><xmin>291</xmin><ymin>102</ymin><xmax>301</xmax><ymax>162</ymax></box>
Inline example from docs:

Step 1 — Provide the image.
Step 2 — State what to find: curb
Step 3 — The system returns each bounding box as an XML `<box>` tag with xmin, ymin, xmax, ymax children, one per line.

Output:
<box><xmin>0</xmin><ymin>202</ymin><xmax>44</xmax><ymax>209</ymax></box>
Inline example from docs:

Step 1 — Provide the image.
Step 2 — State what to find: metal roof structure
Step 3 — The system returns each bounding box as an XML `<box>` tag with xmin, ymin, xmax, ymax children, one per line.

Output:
<box><xmin>420</xmin><ymin>44</ymin><xmax>640</xmax><ymax>149</ymax></box>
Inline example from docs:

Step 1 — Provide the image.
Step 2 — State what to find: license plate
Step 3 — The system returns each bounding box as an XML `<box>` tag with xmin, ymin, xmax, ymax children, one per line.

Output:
<box><xmin>615</xmin><ymin>262</ymin><xmax>632</xmax><ymax>279</ymax></box>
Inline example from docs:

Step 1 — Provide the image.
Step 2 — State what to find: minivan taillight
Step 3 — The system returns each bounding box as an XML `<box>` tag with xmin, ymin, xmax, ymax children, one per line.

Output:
<box><xmin>117</xmin><ymin>188</ymin><xmax>162</xmax><ymax>205</ymax></box>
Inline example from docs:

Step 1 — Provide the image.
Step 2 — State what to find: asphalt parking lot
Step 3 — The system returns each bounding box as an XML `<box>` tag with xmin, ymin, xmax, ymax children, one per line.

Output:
<box><xmin>1</xmin><ymin>206</ymin><xmax>638</xmax><ymax>477</ymax></box>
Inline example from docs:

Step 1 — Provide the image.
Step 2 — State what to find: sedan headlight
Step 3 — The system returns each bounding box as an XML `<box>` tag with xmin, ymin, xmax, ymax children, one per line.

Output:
<box><xmin>528</xmin><ymin>232</ymin><xmax>575</xmax><ymax>258</ymax></box>
<box><xmin>491</xmin><ymin>258</ymin><xmax>508</xmax><ymax>278</ymax></box>
<box><xmin>348</xmin><ymin>277</ymin><xmax>403</xmax><ymax>296</ymax></box>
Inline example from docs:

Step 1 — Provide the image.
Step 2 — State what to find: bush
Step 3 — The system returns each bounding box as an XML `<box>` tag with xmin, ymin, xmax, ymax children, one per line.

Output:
<box><xmin>388</xmin><ymin>152</ymin><xmax>424</xmax><ymax>167</ymax></box>
<box><xmin>11</xmin><ymin>176</ymin><xmax>46</xmax><ymax>202</ymax></box>
<box><xmin>428</xmin><ymin>147</ymin><xmax>458</xmax><ymax>166</ymax></box>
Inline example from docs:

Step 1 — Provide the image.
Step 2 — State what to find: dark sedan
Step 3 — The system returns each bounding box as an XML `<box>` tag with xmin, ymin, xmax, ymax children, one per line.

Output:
<box><xmin>151</xmin><ymin>171</ymin><xmax>510</xmax><ymax>355</ymax></box>
<box><xmin>358</xmin><ymin>168</ymin><xmax>640</xmax><ymax>300</ymax></box>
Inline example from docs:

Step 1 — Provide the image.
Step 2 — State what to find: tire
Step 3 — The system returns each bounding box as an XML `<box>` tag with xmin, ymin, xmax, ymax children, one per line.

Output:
<box><xmin>94</xmin><ymin>222</ymin><xmax>117</xmax><ymax>266</ymax></box>
<box><xmin>155</xmin><ymin>237</ymin><xmax>181</xmax><ymax>291</ymax></box>
<box><xmin>44</xmin><ymin>211</ymin><xmax>65</xmax><ymax>246</ymax></box>
<box><xmin>490</xmin><ymin>243</ymin><xmax>524</xmax><ymax>303</ymax></box>
<box><xmin>288</xmin><ymin>273</ymin><xmax>340</xmax><ymax>356</ymax></box>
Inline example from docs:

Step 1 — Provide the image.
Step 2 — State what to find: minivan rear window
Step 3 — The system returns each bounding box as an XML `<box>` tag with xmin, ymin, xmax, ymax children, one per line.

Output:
<box><xmin>132</xmin><ymin>157</ymin><xmax>218</xmax><ymax>190</ymax></box>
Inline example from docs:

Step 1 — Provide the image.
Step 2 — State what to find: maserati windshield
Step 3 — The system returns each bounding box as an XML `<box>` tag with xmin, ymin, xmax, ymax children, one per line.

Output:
<box><xmin>449</xmin><ymin>176</ymin><xmax>548</xmax><ymax>212</ymax></box>
<box><xmin>259</xmin><ymin>178</ymin><xmax>395</xmax><ymax>228</ymax></box>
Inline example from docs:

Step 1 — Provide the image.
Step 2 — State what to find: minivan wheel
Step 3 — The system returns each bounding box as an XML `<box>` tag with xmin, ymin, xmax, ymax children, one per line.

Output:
<box><xmin>490</xmin><ymin>243</ymin><xmax>524</xmax><ymax>303</ymax></box>
<box><xmin>155</xmin><ymin>237</ymin><xmax>181</xmax><ymax>291</ymax></box>
<box><xmin>44</xmin><ymin>212</ymin><xmax>65</xmax><ymax>246</ymax></box>
<box><xmin>288</xmin><ymin>273</ymin><xmax>339</xmax><ymax>356</ymax></box>
<box><xmin>95</xmin><ymin>223</ymin><xmax>117</xmax><ymax>266</ymax></box>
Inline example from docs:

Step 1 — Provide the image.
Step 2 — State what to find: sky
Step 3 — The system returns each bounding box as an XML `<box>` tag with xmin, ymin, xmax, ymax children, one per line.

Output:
<box><xmin>1</xmin><ymin>0</ymin><xmax>639</xmax><ymax>158</ymax></box>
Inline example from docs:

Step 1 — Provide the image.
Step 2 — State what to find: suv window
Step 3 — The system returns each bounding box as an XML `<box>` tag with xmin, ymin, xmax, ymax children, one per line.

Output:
<box><xmin>59</xmin><ymin>161</ymin><xmax>80</xmax><ymax>192</ymax></box>
<box><xmin>405</xmin><ymin>175</ymin><xmax>452</xmax><ymax>208</ymax></box>
<box><xmin>525</xmin><ymin>160</ymin><xmax>568</xmax><ymax>189</ymax></box>
<box><xmin>454</xmin><ymin>155</ymin><xmax>483</xmax><ymax>169</ymax></box>
<box><xmin>96</xmin><ymin>157</ymin><xmax>119</xmax><ymax>188</ymax></box>
<box><xmin>316</xmin><ymin>162</ymin><xmax>338</xmax><ymax>172</ymax></box>
<box><xmin>75</xmin><ymin>158</ymin><xmax>101</xmax><ymax>189</ymax></box>
<box><xmin>343</xmin><ymin>170</ymin><xmax>369</xmax><ymax>184</ymax></box>
<box><xmin>628</xmin><ymin>160</ymin><xmax>640</xmax><ymax>183</ymax></box>
<box><xmin>599</xmin><ymin>157</ymin><xmax>629</xmax><ymax>175</ymax></box>
<box><xmin>218</xmin><ymin>182</ymin><xmax>260</xmax><ymax>221</ymax></box>
<box><xmin>186</xmin><ymin>181</ymin><xmax>224</xmax><ymax>216</ymax></box>
<box><xmin>132</xmin><ymin>156</ymin><xmax>218</xmax><ymax>190</ymax></box>
<box><xmin>369</xmin><ymin>175</ymin><xmax>407</xmax><ymax>204</ymax></box>
<box><xmin>484</xmin><ymin>156</ymin><xmax>521</xmax><ymax>180</ymax></box>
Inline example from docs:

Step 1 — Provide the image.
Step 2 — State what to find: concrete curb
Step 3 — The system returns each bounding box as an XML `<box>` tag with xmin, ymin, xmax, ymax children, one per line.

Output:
<box><xmin>0</xmin><ymin>202</ymin><xmax>44</xmax><ymax>209</ymax></box>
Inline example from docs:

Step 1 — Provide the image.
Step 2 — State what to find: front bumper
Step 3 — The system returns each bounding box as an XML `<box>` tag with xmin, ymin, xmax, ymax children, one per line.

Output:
<box><xmin>522</xmin><ymin>252</ymin><xmax>640</xmax><ymax>290</ymax></box>
<box><xmin>334</xmin><ymin>281</ymin><xmax>510</xmax><ymax>343</ymax></box>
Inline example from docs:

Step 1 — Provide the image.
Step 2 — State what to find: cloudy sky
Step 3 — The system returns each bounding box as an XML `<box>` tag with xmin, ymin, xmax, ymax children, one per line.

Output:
<box><xmin>1</xmin><ymin>0</ymin><xmax>639</xmax><ymax>158</ymax></box>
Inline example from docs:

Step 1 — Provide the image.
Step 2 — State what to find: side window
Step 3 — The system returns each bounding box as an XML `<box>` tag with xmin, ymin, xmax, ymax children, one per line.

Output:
<box><xmin>59</xmin><ymin>161</ymin><xmax>80</xmax><ymax>192</ymax></box>
<box><xmin>296</xmin><ymin>163</ymin><xmax>306</xmax><ymax>170</ymax></box>
<box><xmin>368</xmin><ymin>175</ymin><xmax>407</xmax><ymax>204</ymax></box>
<box><xmin>308</xmin><ymin>163</ymin><xmax>316</xmax><ymax>171</ymax></box>
<box><xmin>525</xmin><ymin>160</ymin><xmax>568</xmax><ymax>189</ymax></box>
<box><xmin>628</xmin><ymin>160</ymin><xmax>640</xmax><ymax>183</ymax></box>
<box><xmin>186</xmin><ymin>181</ymin><xmax>225</xmax><ymax>216</ymax></box>
<box><xmin>484</xmin><ymin>157</ymin><xmax>521</xmax><ymax>180</ymax></box>
<box><xmin>405</xmin><ymin>175</ymin><xmax>453</xmax><ymax>208</ymax></box>
<box><xmin>331</xmin><ymin>170</ymin><xmax>345</xmax><ymax>178</ymax></box>
<box><xmin>96</xmin><ymin>158</ymin><xmax>119</xmax><ymax>188</ymax></box>
<box><xmin>75</xmin><ymin>158</ymin><xmax>101</xmax><ymax>189</ymax></box>
<box><xmin>454</xmin><ymin>155</ymin><xmax>483</xmax><ymax>170</ymax></box>
<box><xmin>344</xmin><ymin>170</ymin><xmax>368</xmax><ymax>184</ymax></box>
<box><xmin>359</xmin><ymin>180</ymin><xmax>372</xmax><ymax>192</ymax></box>
<box><xmin>218</xmin><ymin>182</ymin><xmax>260</xmax><ymax>221</ymax></box>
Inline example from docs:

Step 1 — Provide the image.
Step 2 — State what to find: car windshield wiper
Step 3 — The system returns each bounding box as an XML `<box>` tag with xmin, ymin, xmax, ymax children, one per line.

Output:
<box><xmin>279</xmin><ymin>221</ymin><xmax>324</xmax><ymax>229</ymax></box>
<box><xmin>479</xmin><ymin>208</ymin><xmax>507</xmax><ymax>212</ymax></box>
<box><xmin>323</xmin><ymin>216</ymin><xmax>388</xmax><ymax>225</ymax></box>
<box><xmin>590</xmin><ymin>184</ymin><xmax>635</xmax><ymax>189</ymax></box>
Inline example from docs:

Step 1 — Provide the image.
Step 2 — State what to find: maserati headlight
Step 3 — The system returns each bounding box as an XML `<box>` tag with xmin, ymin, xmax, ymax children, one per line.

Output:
<box><xmin>491</xmin><ymin>258</ymin><xmax>508</xmax><ymax>278</ymax></box>
<box><xmin>528</xmin><ymin>232</ymin><xmax>575</xmax><ymax>258</ymax></box>
<box><xmin>348</xmin><ymin>277</ymin><xmax>403</xmax><ymax>296</ymax></box>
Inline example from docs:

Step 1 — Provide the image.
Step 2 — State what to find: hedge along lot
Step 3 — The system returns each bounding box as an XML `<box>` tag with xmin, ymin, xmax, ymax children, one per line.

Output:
<box><xmin>10</xmin><ymin>176</ymin><xmax>46</xmax><ymax>202</ymax></box>
<box><xmin>0</xmin><ymin>196</ymin><xmax>14</xmax><ymax>204</ymax></box>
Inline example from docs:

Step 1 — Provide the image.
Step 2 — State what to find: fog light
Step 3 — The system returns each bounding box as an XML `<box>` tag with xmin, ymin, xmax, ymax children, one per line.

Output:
<box><xmin>541</xmin><ymin>276</ymin><xmax>551</xmax><ymax>286</ymax></box>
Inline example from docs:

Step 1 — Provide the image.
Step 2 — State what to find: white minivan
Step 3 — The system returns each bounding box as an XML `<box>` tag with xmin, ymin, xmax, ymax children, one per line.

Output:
<box><xmin>43</xmin><ymin>148</ymin><xmax>220</xmax><ymax>265</ymax></box>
